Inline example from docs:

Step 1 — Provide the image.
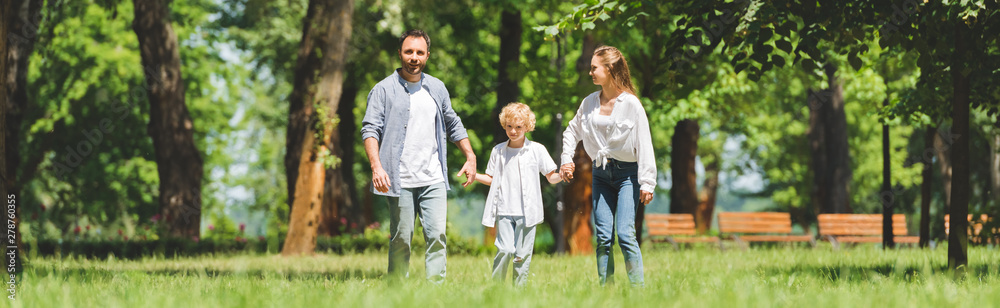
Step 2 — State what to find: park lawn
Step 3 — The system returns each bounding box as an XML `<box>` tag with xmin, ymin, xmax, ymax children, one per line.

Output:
<box><xmin>8</xmin><ymin>245</ymin><xmax>1000</xmax><ymax>308</ymax></box>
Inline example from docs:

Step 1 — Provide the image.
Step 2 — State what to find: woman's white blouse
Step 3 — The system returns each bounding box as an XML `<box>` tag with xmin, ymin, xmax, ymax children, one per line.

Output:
<box><xmin>561</xmin><ymin>91</ymin><xmax>657</xmax><ymax>193</ymax></box>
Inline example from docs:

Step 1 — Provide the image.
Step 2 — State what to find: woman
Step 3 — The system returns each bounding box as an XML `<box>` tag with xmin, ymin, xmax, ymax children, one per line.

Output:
<box><xmin>560</xmin><ymin>45</ymin><xmax>655</xmax><ymax>287</ymax></box>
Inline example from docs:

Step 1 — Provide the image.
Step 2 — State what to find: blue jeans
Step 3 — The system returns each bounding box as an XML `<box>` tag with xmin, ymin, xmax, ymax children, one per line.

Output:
<box><xmin>492</xmin><ymin>216</ymin><xmax>536</xmax><ymax>286</ymax></box>
<box><xmin>592</xmin><ymin>159</ymin><xmax>644</xmax><ymax>286</ymax></box>
<box><xmin>388</xmin><ymin>182</ymin><xmax>448</xmax><ymax>282</ymax></box>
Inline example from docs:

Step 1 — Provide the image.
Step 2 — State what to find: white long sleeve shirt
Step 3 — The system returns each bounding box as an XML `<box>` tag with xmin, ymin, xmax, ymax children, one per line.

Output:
<box><xmin>561</xmin><ymin>91</ymin><xmax>657</xmax><ymax>192</ymax></box>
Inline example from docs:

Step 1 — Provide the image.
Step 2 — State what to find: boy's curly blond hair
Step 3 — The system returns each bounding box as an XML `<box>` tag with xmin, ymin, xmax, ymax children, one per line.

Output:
<box><xmin>498</xmin><ymin>102</ymin><xmax>536</xmax><ymax>132</ymax></box>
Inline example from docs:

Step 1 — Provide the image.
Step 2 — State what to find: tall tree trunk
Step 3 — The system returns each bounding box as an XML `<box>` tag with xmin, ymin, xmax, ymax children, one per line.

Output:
<box><xmin>564</xmin><ymin>144</ymin><xmax>593</xmax><ymax>254</ymax></box>
<box><xmin>934</xmin><ymin>124</ymin><xmax>953</xmax><ymax>210</ymax></box>
<box><xmin>696</xmin><ymin>156</ymin><xmax>720</xmax><ymax>234</ymax></box>
<box><xmin>0</xmin><ymin>0</ymin><xmax>11</xmax><ymax>273</ymax></box>
<box><xmin>558</xmin><ymin>33</ymin><xmax>599</xmax><ymax>255</ymax></box>
<box><xmin>282</xmin><ymin>0</ymin><xmax>353</xmax><ymax>255</ymax></box>
<box><xmin>670</xmin><ymin>119</ymin><xmax>699</xmax><ymax>216</ymax></box>
<box><xmin>919</xmin><ymin>126</ymin><xmax>934</xmax><ymax>248</ymax></box>
<box><xmin>338</xmin><ymin>83</ymin><xmax>369</xmax><ymax>229</ymax></box>
<box><xmin>133</xmin><ymin>0</ymin><xmax>203</xmax><ymax>237</ymax></box>
<box><xmin>485</xmin><ymin>9</ymin><xmax>522</xmax><ymax>246</ymax></box>
<box><xmin>948</xmin><ymin>22</ymin><xmax>970</xmax><ymax>271</ymax></box>
<box><xmin>882</xmin><ymin>100</ymin><xmax>895</xmax><ymax>249</ymax></box>
<box><xmin>318</xmin><ymin>82</ymin><xmax>361</xmax><ymax>236</ymax></box>
<box><xmin>5</xmin><ymin>0</ymin><xmax>42</xmax><ymax>197</ymax></box>
<box><xmin>808</xmin><ymin>64</ymin><xmax>853</xmax><ymax>214</ymax></box>
<box><xmin>4</xmin><ymin>0</ymin><xmax>40</xmax><ymax>273</ymax></box>
<box><xmin>989</xmin><ymin>133</ymin><xmax>1000</xmax><ymax>210</ymax></box>
<box><xmin>547</xmin><ymin>112</ymin><xmax>566</xmax><ymax>253</ymax></box>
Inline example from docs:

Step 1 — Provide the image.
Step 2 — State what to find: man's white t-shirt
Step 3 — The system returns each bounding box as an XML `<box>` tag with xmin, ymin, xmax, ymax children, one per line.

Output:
<box><xmin>399</xmin><ymin>80</ymin><xmax>444</xmax><ymax>188</ymax></box>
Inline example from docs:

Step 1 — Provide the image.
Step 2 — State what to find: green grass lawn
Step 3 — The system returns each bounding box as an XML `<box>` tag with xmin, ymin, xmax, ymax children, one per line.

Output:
<box><xmin>9</xmin><ymin>245</ymin><xmax>1000</xmax><ymax>308</ymax></box>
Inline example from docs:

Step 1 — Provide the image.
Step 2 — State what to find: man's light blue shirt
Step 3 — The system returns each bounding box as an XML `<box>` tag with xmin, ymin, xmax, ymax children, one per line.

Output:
<box><xmin>361</xmin><ymin>69</ymin><xmax>468</xmax><ymax>197</ymax></box>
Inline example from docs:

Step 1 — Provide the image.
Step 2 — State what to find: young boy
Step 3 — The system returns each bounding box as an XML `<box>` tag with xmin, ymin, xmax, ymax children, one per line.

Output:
<box><xmin>475</xmin><ymin>103</ymin><xmax>562</xmax><ymax>286</ymax></box>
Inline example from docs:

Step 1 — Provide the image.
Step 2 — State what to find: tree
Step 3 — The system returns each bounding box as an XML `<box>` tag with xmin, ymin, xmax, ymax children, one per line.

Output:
<box><xmin>132</xmin><ymin>0</ymin><xmax>204</xmax><ymax>238</ymax></box>
<box><xmin>281</xmin><ymin>0</ymin><xmax>353</xmax><ymax>255</ymax></box>
<box><xmin>808</xmin><ymin>64</ymin><xmax>853</xmax><ymax>214</ymax></box>
<box><xmin>4</xmin><ymin>0</ymin><xmax>41</xmax><ymax>273</ymax></box>
<box><xmin>548</xmin><ymin>0</ymin><xmax>1000</xmax><ymax>270</ymax></box>
<box><xmin>0</xmin><ymin>0</ymin><xmax>10</xmax><ymax>271</ymax></box>
<box><xmin>4</xmin><ymin>0</ymin><xmax>42</xmax><ymax>206</ymax></box>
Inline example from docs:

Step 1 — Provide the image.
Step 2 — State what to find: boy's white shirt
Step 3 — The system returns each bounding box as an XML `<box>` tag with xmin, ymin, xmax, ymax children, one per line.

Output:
<box><xmin>560</xmin><ymin>91</ymin><xmax>657</xmax><ymax>192</ymax></box>
<box><xmin>481</xmin><ymin>139</ymin><xmax>558</xmax><ymax>228</ymax></box>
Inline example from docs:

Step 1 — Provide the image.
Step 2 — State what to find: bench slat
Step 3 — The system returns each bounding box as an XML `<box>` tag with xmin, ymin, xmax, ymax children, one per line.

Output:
<box><xmin>647</xmin><ymin>221</ymin><xmax>696</xmax><ymax>229</ymax></box>
<box><xmin>738</xmin><ymin>235</ymin><xmax>814</xmax><ymax>242</ymax></box>
<box><xmin>834</xmin><ymin>236</ymin><xmax>920</xmax><ymax>243</ymax></box>
<box><xmin>718</xmin><ymin>212</ymin><xmax>791</xmax><ymax>219</ymax></box>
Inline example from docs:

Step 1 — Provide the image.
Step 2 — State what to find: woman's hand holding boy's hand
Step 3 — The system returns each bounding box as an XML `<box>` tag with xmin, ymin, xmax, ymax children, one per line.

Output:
<box><xmin>559</xmin><ymin>163</ymin><xmax>575</xmax><ymax>182</ymax></box>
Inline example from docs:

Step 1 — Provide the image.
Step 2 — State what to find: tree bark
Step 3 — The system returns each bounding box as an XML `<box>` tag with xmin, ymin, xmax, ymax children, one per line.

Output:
<box><xmin>0</xmin><ymin>0</ymin><xmax>11</xmax><ymax>272</ymax></box>
<box><xmin>318</xmin><ymin>82</ymin><xmax>362</xmax><ymax>236</ymax></box>
<box><xmin>934</xmin><ymin>124</ymin><xmax>952</xmax><ymax>211</ymax></box>
<box><xmin>563</xmin><ymin>144</ymin><xmax>593</xmax><ymax>255</ymax></box>
<box><xmin>282</xmin><ymin>0</ymin><xmax>353</xmax><ymax>255</ymax></box>
<box><xmin>557</xmin><ymin>33</ymin><xmax>599</xmax><ymax>255</ymax></box>
<box><xmin>132</xmin><ymin>0</ymin><xmax>203</xmax><ymax>238</ymax></box>
<box><xmin>696</xmin><ymin>155</ymin><xmax>720</xmax><ymax>234</ymax></box>
<box><xmin>808</xmin><ymin>64</ymin><xmax>853</xmax><ymax>214</ymax></box>
<box><xmin>547</xmin><ymin>112</ymin><xmax>566</xmax><ymax>253</ymax></box>
<box><xmin>948</xmin><ymin>22</ymin><xmax>970</xmax><ymax>271</ymax></box>
<box><xmin>4</xmin><ymin>0</ymin><xmax>40</xmax><ymax>273</ymax></box>
<box><xmin>485</xmin><ymin>9</ymin><xmax>522</xmax><ymax>246</ymax></box>
<box><xmin>882</xmin><ymin>99</ymin><xmax>895</xmax><ymax>249</ymax></box>
<box><xmin>919</xmin><ymin>126</ymin><xmax>934</xmax><ymax>248</ymax></box>
<box><xmin>989</xmin><ymin>133</ymin><xmax>1000</xmax><ymax>211</ymax></box>
<box><xmin>5</xmin><ymin>0</ymin><xmax>42</xmax><ymax>196</ymax></box>
<box><xmin>670</xmin><ymin>119</ymin><xmax>699</xmax><ymax>216</ymax></box>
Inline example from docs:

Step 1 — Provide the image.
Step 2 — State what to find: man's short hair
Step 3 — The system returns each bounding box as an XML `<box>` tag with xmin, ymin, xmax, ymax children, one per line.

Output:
<box><xmin>399</xmin><ymin>29</ymin><xmax>431</xmax><ymax>50</ymax></box>
<box><xmin>499</xmin><ymin>103</ymin><xmax>536</xmax><ymax>132</ymax></box>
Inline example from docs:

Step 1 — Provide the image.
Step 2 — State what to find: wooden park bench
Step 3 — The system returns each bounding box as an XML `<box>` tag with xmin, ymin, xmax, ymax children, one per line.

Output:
<box><xmin>945</xmin><ymin>214</ymin><xmax>997</xmax><ymax>245</ymax></box>
<box><xmin>717</xmin><ymin>212</ymin><xmax>816</xmax><ymax>249</ymax></box>
<box><xmin>817</xmin><ymin>214</ymin><xmax>918</xmax><ymax>249</ymax></box>
<box><xmin>646</xmin><ymin>213</ymin><xmax>722</xmax><ymax>249</ymax></box>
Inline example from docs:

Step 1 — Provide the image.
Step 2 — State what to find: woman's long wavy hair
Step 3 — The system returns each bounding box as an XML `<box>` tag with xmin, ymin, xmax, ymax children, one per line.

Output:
<box><xmin>593</xmin><ymin>45</ymin><xmax>637</xmax><ymax>96</ymax></box>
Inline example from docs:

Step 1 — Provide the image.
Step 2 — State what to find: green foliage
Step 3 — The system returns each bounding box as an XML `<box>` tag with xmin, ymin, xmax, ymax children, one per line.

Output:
<box><xmin>20</xmin><ymin>0</ymin><xmax>246</xmax><ymax>241</ymax></box>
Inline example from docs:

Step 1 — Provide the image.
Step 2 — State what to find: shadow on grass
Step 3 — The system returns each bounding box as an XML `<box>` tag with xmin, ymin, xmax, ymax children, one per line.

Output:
<box><xmin>27</xmin><ymin>266</ymin><xmax>386</xmax><ymax>282</ymax></box>
<box><xmin>757</xmin><ymin>263</ymin><xmax>1000</xmax><ymax>282</ymax></box>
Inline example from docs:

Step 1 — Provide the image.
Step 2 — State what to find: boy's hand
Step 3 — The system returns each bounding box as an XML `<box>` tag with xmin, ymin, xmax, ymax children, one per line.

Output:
<box><xmin>560</xmin><ymin>163</ymin><xmax>575</xmax><ymax>182</ymax></box>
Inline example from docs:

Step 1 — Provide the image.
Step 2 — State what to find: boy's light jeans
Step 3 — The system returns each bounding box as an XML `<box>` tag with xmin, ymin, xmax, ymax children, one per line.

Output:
<box><xmin>492</xmin><ymin>215</ymin><xmax>535</xmax><ymax>286</ymax></box>
<box><xmin>592</xmin><ymin>159</ymin><xmax>645</xmax><ymax>287</ymax></box>
<box><xmin>388</xmin><ymin>182</ymin><xmax>448</xmax><ymax>283</ymax></box>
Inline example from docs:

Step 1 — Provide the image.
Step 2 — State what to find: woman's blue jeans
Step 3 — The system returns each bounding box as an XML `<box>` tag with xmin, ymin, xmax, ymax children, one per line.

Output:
<box><xmin>592</xmin><ymin>159</ymin><xmax>644</xmax><ymax>286</ymax></box>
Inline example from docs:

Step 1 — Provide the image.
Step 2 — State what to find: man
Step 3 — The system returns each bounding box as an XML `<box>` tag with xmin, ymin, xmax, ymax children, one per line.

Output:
<box><xmin>361</xmin><ymin>29</ymin><xmax>476</xmax><ymax>282</ymax></box>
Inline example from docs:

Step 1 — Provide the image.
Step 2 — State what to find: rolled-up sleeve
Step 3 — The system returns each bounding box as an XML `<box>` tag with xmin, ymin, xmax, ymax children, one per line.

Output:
<box><xmin>440</xmin><ymin>88</ymin><xmax>469</xmax><ymax>142</ymax></box>
<box><xmin>560</xmin><ymin>106</ymin><xmax>584</xmax><ymax>166</ymax></box>
<box><xmin>361</xmin><ymin>86</ymin><xmax>386</xmax><ymax>142</ymax></box>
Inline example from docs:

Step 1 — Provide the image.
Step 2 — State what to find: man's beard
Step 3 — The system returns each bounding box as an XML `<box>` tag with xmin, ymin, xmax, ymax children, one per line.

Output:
<box><xmin>404</xmin><ymin>62</ymin><xmax>424</xmax><ymax>75</ymax></box>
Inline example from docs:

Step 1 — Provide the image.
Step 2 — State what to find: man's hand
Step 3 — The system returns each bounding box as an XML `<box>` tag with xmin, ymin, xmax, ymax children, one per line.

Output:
<box><xmin>458</xmin><ymin>159</ymin><xmax>477</xmax><ymax>187</ymax></box>
<box><xmin>560</xmin><ymin>163</ymin><xmax>575</xmax><ymax>182</ymax></box>
<box><xmin>454</xmin><ymin>138</ymin><xmax>477</xmax><ymax>188</ymax></box>
<box><xmin>372</xmin><ymin>165</ymin><xmax>391</xmax><ymax>193</ymax></box>
<box><xmin>640</xmin><ymin>190</ymin><xmax>653</xmax><ymax>205</ymax></box>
